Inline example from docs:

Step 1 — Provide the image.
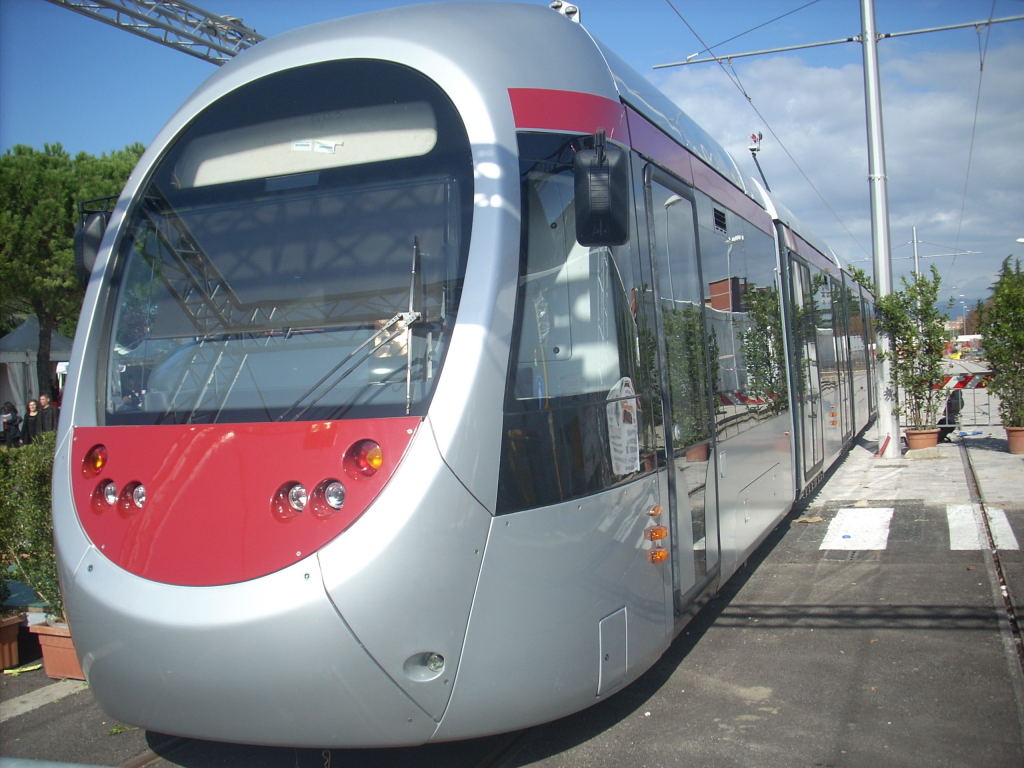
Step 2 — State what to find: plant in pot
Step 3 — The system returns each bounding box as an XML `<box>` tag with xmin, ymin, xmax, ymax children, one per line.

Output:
<box><xmin>0</xmin><ymin>446</ymin><xmax>27</xmax><ymax>671</ymax></box>
<box><xmin>875</xmin><ymin>265</ymin><xmax>949</xmax><ymax>450</ymax></box>
<box><xmin>977</xmin><ymin>256</ymin><xmax>1024</xmax><ymax>453</ymax></box>
<box><xmin>0</xmin><ymin>572</ymin><xmax>26</xmax><ymax>671</ymax></box>
<box><xmin>0</xmin><ymin>432</ymin><xmax>84</xmax><ymax>679</ymax></box>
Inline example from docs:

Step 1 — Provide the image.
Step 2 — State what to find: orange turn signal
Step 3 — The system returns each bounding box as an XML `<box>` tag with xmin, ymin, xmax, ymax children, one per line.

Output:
<box><xmin>645</xmin><ymin>525</ymin><xmax>669</xmax><ymax>541</ymax></box>
<box><xmin>344</xmin><ymin>439</ymin><xmax>383</xmax><ymax>478</ymax></box>
<box><xmin>647</xmin><ymin>548</ymin><xmax>669</xmax><ymax>564</ymax></box>
<box><xmin>82</xmin><ymin>445</ymin><xmax>108</xmax><ymax>478</ymax></box>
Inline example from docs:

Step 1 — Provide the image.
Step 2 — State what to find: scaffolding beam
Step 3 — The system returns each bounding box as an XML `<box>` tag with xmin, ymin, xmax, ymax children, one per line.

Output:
<box><xmin>42</xmin><ymin>0</ymin><xmax>263</xmax><ymax>65</ymax></box>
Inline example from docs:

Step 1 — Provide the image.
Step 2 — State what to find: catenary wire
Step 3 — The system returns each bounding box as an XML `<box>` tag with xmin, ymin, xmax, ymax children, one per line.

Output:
<box><xmin>660</xmin><ymin>0</ymin><xmax>871</xmax><ymax>261</ymax></box>
<box><xmin>951</xmin><ymin>0</ymin><xmax>997</xmax><ymax>266</ymax></box>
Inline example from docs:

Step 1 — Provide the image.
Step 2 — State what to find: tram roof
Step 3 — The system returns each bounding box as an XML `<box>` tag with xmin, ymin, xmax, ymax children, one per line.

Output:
<box><xmin>198</xmin><ymin>2</ymin><xmax>746</xmax><ymax>193</ymax></box>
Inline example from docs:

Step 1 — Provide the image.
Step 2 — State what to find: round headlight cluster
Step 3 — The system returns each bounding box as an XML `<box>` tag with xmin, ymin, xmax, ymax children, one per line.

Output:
<box><xmin>274</xmin><ymin>478</ymin><xmax>347</xmax><ymax>521</ymax></box>
<box><xmin>85</xmin><ymin>445</ymin><xmax>146</xmax><ymax>514</ymax></box>
<box><xmin>271</xmin><ymin>439</ymin><xmax>383</xmax><ymax>522</ymax></box>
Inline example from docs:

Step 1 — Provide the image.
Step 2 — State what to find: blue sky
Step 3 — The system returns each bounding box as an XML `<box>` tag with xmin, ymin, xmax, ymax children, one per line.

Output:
<box><xmin>2</xmin><ymin>0</ymin><xmax>1022</xmax><ymax>304</ymax></box>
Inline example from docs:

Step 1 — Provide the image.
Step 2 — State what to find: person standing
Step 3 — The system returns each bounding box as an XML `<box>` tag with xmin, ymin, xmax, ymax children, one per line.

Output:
<box><xmin>21</xmin><ymin>399</ymin><xmax>40</xmax><ymax>445</ymax></box>
<box><xmin>1</xmin><ymin>402</ymin><xmax>21</xmax><ymax>447</ymax></box>
<box><xmin>37</xmin><ymin>393</ymin><xmax>58</xmax><ymax>433</ymax></box>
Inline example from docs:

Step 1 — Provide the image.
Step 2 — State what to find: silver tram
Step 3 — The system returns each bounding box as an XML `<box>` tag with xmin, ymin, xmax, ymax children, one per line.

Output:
<box><xmin>56</xmin><ymin>2</ymin><xmax>876</xmax><ymax>747</ymax></box>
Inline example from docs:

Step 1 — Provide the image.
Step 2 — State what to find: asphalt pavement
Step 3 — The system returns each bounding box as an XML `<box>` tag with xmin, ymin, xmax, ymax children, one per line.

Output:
<box><xmin>3</xmin><ymin>424</ymin><xmax>1023</xmax><ymax>768</ymax></box>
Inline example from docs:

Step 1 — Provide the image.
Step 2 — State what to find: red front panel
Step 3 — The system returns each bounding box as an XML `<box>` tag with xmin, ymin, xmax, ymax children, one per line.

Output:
<box><xmin>71</xmin><ymin>419</ymin><xmax>420</xmax><ymax>586</ymax></box>
<box><xmin>509</xmin><ymin>88</ymin><xmax>629</xmax><ymax>142</ymax></box>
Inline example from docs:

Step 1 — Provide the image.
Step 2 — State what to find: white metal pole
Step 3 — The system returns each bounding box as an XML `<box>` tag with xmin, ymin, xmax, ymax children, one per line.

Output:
<box><xmin>862</xmin><ymin>0</ymin><xmax>900</xmax><ymax>457</ymax></box>
<box><xmin>912</xmin><ymin>224</ymin><xmax>920</xmax><ymax>277</ymax></box>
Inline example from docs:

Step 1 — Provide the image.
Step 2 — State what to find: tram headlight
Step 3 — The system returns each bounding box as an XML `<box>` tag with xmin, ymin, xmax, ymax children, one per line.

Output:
<box><xmin>344</xmin><ymin>439</ymin><xmax>383</xmax><ymax>478</ymax></box>
<box><xmin>310</xmin><ymin>479</ymin><xmax>345</xmax><ymax>519</ymax></box>
<box><xmin>288</xmin><ymin>484</ymin><xmax>308</xmax><ymax>511</ymax></box>
<box><xmin>91</xmin><ymin>480</ymin><xmax>118</xmax><ymax>512</ymax></box>
<box><xmin>323</xmin><ymin>481</ymin><xmax>345</xmax><ymax>509</ymax></box>
<box><xmin>272</xmin><ymin>481</ymin><xmax>307</xmax><ymax>520</ymax></box>
<box><xmin>119</xmin><ymin>482</ymin><xmax>146</xmax><ymax>512</ymax></box>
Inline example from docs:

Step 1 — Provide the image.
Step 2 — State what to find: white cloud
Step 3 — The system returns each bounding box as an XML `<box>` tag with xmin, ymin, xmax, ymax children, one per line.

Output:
<box><xmin>650</xmin><ymin>41</ymin><xmax>1024</xmax><ymax>305</ymax></box>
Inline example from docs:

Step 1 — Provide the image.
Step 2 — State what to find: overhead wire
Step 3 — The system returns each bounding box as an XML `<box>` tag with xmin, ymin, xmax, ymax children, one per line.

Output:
<box><xmin>951</xmin><ymin>0</ymin><xmax>997</xmax><ymax>265</ymax></box>
<box><xmin>660</xmin><ymin>0</ymin><xmax>870</xmax><ymax>259</ymax></box>
<box><xmin>684</xmin><ymin>0</ymin><xmax>824</xmax><ymax>60</ymax></box>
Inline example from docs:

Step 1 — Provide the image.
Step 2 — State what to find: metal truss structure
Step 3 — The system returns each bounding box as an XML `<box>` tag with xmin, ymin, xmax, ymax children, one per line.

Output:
<box><xmin>43</xmin><ymin>0</ymin><xmax>263</xmax><ymax>65</ymax></box>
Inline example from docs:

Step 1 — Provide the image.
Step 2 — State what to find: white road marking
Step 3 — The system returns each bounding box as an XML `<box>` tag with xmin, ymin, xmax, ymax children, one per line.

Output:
<box><xmin>0</xmin><ymin>678</ymin><xmax>85</xmax><ymax>723</ymax></box>
<box><xmin>986</xmin><ymin>507</ymin><xmax>1020</xmax><ymax>550</ymax></box>
<box><xmin>819</xmin><ymin>507</ymin><xmax>894</xmax><ymax>550</ymax></box>
<box><xmin>946</xmin><ymin>504</ymin><xmax>1019</xmax><ymax>550</ymax></box>
<box><xmin>947</xmin><ymin>504</ymin><xmax>985</xmax><ymax>550</ymax></box>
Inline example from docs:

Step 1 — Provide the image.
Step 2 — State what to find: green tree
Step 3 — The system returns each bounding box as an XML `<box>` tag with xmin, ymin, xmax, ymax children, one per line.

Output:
<box><xmin>977</xmin><ymin>257</ymin><xmax>1024</xmax><ymax>427</ymax></box>
<box><xmin>0</xmin><ymin>142</ymin><xmax>143</xmax><ymax>393</ymax></box>
<box><xmin>875</xmin><ymin>265</ymin><xmax>948</xmax><ymax>429</ymax></box>
<box><xmin>847</xmin><ymin>265</ymin><xmax>876</xmax><ymax>294</ymax></box>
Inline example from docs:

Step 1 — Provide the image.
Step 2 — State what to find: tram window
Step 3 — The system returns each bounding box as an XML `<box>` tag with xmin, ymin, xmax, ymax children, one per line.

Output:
<box><xmin>648</xmin><ymin>182</ymin><xmax>713</xmax><ymax>453</ymax></box>
<box><xmin>512</xmin><ymin>169</ymin><xmax>634</xmax><ymax>401</ymax></box>
<box><xmin>100</xmin><ymin>59</ymin><xmax>473</xmax><ymax>425</ymax></box>
<box><xmin>698</xmin><ymin>203</ymin><xmax>786</xmax><ymax>436</ymax></box>
<box><xmin>498</xmin><ymin>134</ymin><xmax>646</xmax><ymax>513</ymax></box>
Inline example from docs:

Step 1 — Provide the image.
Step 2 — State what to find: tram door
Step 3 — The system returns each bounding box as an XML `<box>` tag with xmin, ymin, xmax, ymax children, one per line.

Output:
<box><xmin>791</xmin><ymin>260</ymin><xmax>824</xmax><ymax>479</ymax></box>
<box><xmin>646</xmin><ymin>175</ymin><xmax>719</xmax><ymax>604</ymax></box>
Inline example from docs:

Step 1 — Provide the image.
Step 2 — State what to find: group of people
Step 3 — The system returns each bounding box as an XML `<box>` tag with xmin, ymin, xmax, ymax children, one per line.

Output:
<box><xmin>0</xmin><ymin>394</ymin><xmax>59</xmax><ymax>448</ymax></box>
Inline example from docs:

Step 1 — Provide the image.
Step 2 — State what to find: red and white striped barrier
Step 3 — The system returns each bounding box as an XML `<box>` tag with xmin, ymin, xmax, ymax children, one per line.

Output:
<box><xmin>934</xmin><ymin>373</ymin><xmax>993</xmax><ymax>390</ymax></box>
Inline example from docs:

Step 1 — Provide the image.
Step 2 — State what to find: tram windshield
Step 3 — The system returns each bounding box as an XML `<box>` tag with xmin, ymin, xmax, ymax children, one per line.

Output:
<box><xmin>102</xmin><ymin>60</ymin><xmax>472</xmax><ymax>425</ymax></box>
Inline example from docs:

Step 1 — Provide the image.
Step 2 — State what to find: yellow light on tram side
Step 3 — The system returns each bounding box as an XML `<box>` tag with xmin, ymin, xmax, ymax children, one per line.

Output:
<box><xmin>647</xmin><ymin>548</ymin><xmax>669</xmax><ymax>564</ymax></box>
<box><xmin>645</xmin><ymin>525</ymin><xmax>669</xmax><ymax>541</ymax></box>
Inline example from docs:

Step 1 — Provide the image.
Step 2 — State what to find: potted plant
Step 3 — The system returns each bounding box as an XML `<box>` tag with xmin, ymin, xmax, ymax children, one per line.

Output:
<box><xmin>0</xmin><ymin>447</ymin><xmax>25</xmax><ymax>671</ymax></box>
<box><xmin>0</xmin><ymin>432</ymin><xmax>84</xmax><ymax>679</ymax></box>
<box><xmin>875</xmin><ymin>265</ymin><xmax>949</xmax><ymax>450</ymax></box>
<box><xmin>977</xmin><ymin>257</ymin><xmax>1024</xmax><ymax>453</ymax></box>
<box><xmin>0</xmin><ymin>577</ymin><xmax>26</xmax><ymax>671</ymax></box>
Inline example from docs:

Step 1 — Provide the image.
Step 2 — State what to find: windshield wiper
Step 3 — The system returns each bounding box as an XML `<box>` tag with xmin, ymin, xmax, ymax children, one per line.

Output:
<box><xmin>277</xmin><ymin>310</ymin><xmax>421</xmax><ymax>422</ymax></box>
<box><xmin>405</xmin><ymin>236</ymin><xmax>424</xmax><ymax>415</ymax></box>
<box><xmin>279</xmin><ymin>236</ymin><xmax>427</xmax><ymax>421</ymax></box>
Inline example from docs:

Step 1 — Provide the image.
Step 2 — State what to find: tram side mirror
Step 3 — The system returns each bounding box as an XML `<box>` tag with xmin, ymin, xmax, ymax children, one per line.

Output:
<box><xmin>574</xmin><ymin>130</ymin><xmax>629</xmax><ymax>246</ymax></box>
<box><xmin>74</xmin><ymin>206</ymin><xmax>112</xmax><ymax>286</ymax></box>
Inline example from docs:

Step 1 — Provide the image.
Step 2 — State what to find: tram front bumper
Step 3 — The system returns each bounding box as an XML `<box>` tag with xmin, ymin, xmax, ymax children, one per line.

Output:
<box><xmin>64</xmin><ymin>548</ymin><xmax>439</xmax><ymax>748</ymax></box>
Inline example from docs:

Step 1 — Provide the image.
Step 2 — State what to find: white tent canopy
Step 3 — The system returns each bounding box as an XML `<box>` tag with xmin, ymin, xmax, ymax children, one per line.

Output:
<box><xmin>0</xmin><ymin>316</ymin><xmax>73</xmax><ymax>412</ymax></box>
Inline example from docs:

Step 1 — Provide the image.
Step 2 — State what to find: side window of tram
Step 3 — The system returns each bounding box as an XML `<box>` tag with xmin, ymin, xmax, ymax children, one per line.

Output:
<box><xmin>698</xmin><ymin>205</ymin><xmax>787</xmax><ymax>438</ymax></box>
<box><xmin>497</xmin><ymin>162</ymin><xmax>644</xmax><ymax>513</ymax></box>
<box><xmin>648</xmin><ymin>183</ymin><xmax>713</xmax><ymax>453</ymax></box>
<box><xmin>511</xmin><ymin>170</ymin><xmax>634</xmax><ymax>401</ymax></box>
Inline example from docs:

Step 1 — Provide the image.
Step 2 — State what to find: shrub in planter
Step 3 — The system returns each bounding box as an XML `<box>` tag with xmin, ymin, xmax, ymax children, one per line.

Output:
<box><xmin>875</xmin><ymin>266</ymin><xmax>948</xmax><ymax>436</ymax></box>
<box><xmin>978</xmin><ymin>257</ymin><xmax>1024</xmax><ymax>450</ymax></box>
<box><xmin>0</xmin><ymin>432</ymin><xmax>62</xmax><ymax>619</ymax></box>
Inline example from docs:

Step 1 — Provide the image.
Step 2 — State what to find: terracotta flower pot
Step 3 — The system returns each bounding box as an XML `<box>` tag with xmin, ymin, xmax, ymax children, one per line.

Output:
<box><xmin>905</xmin><ymin>428</ymin><xmax>940</xmax><ymax>451</ymax></box>
<box><xmin>28</xmin><ymin>621</ymin><xmax>85</xmax><ymax>680</ymax></box>
<box><xmin>1006</xmin><ymin>426</ymin><xmax>1024</xmax><ymax>455</ymax></box>
<box><xmin>685</xmin><ymin>443</ymin><xmax>710</xmax><ymax>462</ymax></box>
<box><xmin>1</xmin><ymin>614</ymin><xmax>24</xmax><ymax>670</ymax></box>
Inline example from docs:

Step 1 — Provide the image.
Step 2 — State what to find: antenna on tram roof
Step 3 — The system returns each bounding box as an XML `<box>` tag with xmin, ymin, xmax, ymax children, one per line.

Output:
<box><xmin>748</xmin><ymin>131</ymin><xmax>772</xmax><ymax>193</ymax></box>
